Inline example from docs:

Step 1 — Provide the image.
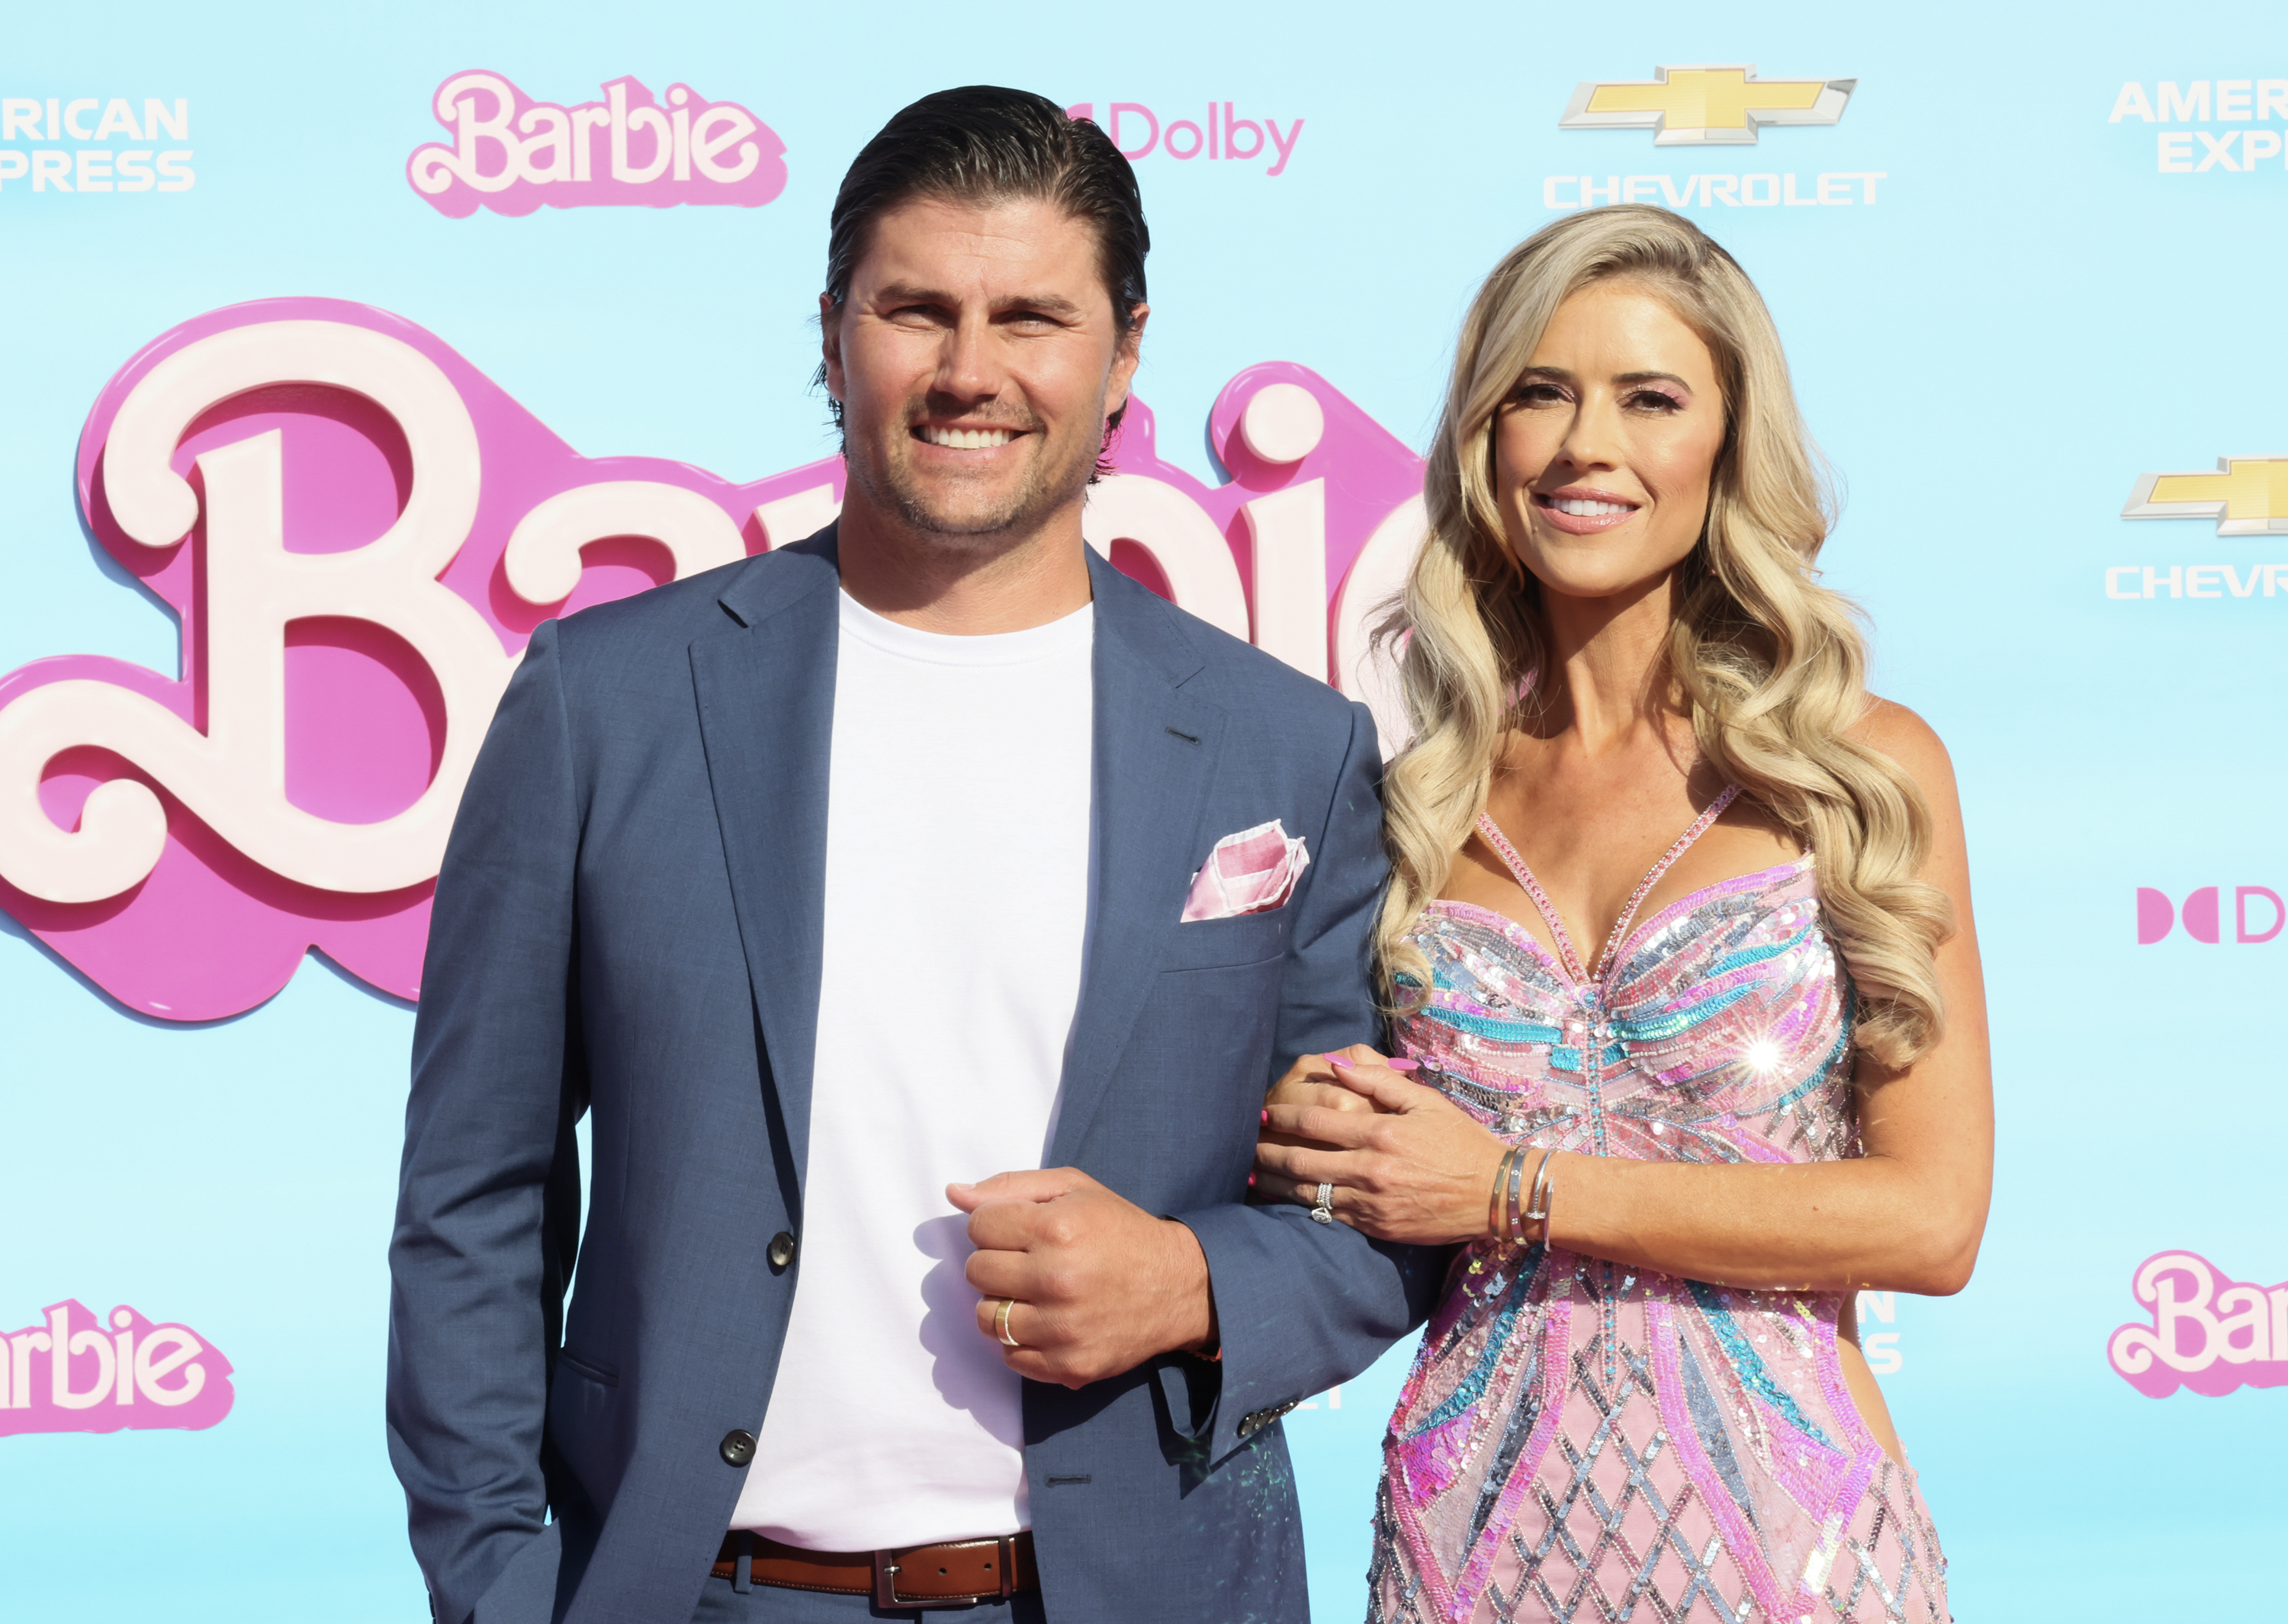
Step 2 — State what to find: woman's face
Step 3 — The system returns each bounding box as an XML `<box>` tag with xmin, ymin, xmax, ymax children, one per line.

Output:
<box><xmin>1493</xmin><ymin>278</ymin><xmax>1729</xmax><ymax>605</ymax></box>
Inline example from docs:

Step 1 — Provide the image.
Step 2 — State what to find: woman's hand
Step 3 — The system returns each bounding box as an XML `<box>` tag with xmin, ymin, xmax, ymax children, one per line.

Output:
<box><xmin>1252</xmin><ymin>1047</ymin><xmax>1388</xmax><ymax>1206</ymax></box>
<box><xmin>1262</xmin><ymin>1043</ymin><xmax>1391</xmax><ymax>1126</ymax></box>
<box><xmin>1253</xmin><ymin>1056</ymin><xmax>1510</xmax><ymax>1244</ymax></box>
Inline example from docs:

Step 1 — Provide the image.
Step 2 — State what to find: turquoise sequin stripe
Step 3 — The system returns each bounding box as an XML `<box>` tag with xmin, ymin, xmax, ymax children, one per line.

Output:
<box><xmin>1699</xmin><ymin>917</ymin><xmax>1816</xmax><ymax>981</ymax></box>
<box><xmin>1756</xmin><ymin>1069</ymin><xmax>1828</xmax><ymax>1119</ymax></box>
<box><xmin>1612</xmin><ymin>980</ymin><xmax>1757</xmax><ymax>1044</ymax></box>
<box><xmin>1684</xmin><ymin>1279</ymin><xmax>1833</xmax><ymax>1449</ymax></box>
<box><xmin>1421</xmin><ymin>1004</ymin><xmax>1565</xmax><ymax>1047</ymax></box>
<box><xmin>1757</xmin><ymin>1020</ymin><xmax>1853</xmax><ymax>1115</ymax></box>
<box><xmin>1406</xmin><ymin>1255</ymin><xmax>1539</xmax><ymax>1438</ymax></box>
<box><xmin>1424</xmin><ymin>983</ymin><xmax>1758</xmax><ymax>1062</ymax></box>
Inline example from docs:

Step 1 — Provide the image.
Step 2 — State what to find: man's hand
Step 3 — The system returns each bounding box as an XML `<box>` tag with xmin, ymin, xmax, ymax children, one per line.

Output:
<box><xmin>948</xmin><ymin>1168</ymin><xmax>1215</xmax><ymax>1389</ymax></box>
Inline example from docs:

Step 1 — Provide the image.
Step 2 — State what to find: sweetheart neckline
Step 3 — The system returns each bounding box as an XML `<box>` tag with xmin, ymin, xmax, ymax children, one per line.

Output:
<box><xmin>1424</xmin><ymin>855</ymin><xmax>1814</xmax><ymax>988</ymax></box>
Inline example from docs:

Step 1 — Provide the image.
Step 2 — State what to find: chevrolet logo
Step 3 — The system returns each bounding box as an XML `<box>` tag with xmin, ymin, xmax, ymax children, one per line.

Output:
<box><xmin>2123</xmin><ymin>458</ymin><xmax>2288</xmax><ymax>536</ymax></box>
<box><xmin>1560</xmin><ymin>66</ymin><xmax>1855</xmax><ymax>146</ymax></box>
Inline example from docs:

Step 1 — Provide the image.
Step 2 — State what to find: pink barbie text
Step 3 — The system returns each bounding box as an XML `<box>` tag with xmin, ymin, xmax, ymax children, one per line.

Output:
<box><xmin>408</xmin><ymin>72</ymin><xmax>786</xmax><ymax>218</ymax></box>
<box><xmin>2108</xmin><ymin>1251</ymin><xmax>2288</xmax><ymax>1398</ymax></box>
<box><xmin>1</xmin><ymin>1300</ymin><xmax>234</xmax><ymax>1436</ymax></box>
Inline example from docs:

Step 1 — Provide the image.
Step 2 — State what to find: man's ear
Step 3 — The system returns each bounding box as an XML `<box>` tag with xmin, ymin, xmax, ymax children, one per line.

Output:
<box><xmin>1104</xmin><ymin>303</ymin><xmax>1149</xmax><ymax>418</ymax></box>
<box><xmin>819</xmin><ymin>292</ymin><xmax>844</xmax><ymax>402</ymax></box>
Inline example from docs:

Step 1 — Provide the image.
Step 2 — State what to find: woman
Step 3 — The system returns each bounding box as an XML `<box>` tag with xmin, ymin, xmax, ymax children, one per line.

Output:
<box><xmin>1253</xmin><ymin>206</ymin><xmax>1991</xmax><ymax>1624</ymax></box>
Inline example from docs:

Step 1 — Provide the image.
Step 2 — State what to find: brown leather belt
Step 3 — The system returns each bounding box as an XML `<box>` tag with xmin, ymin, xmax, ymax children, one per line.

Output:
<box><xmin>713</xmin><ymin>1529</ymin><xmax>1037</xmax><ymax>1608</ymax></box>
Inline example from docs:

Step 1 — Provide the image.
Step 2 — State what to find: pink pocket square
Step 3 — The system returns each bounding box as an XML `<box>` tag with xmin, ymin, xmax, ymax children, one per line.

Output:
<box><xmin>1181</xmin><ymin>820</ymin><xmax>1311</xmax><ymax>923</ymax></box>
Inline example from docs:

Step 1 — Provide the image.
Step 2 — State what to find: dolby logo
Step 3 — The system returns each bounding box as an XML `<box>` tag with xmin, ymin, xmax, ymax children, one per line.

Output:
<box><xmin>2136</xmin><ymin>885</ymin><xmax>2285</xmax><ymax>944</ymax></box>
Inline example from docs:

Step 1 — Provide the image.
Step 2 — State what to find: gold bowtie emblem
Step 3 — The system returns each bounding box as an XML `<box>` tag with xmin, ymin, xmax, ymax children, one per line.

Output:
<box><xmin>2123</xmin><ymin>457</ymin><xmax>2288</xmax><ymax>535</ymax></box>
<box><xmin>1560</xmin><ymin>66</ymin><xmax>1856</xmax><ymax>146</ymax></box>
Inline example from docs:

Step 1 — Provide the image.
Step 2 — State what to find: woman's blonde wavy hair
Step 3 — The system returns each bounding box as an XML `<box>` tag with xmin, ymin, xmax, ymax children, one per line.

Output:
<box><xmin>1379</xmin><ymin>205</ymin><xmax>1951</xmax><ymax>1066</ymax></box>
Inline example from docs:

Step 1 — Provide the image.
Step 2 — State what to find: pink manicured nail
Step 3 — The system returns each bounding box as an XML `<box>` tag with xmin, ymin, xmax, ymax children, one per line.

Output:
<box><xmin>1261</xmin><ymin>1108</ymin><xmax>1270</xmax><ymax>1124</ymax></box>
<box><xmin>1387</xmin><ymin>1058</ymin><xmax>1420</xmax><ymax>1070</ymax></box>
<box><xmin>1247</xmin><ymin>1173</ymin><xmax>1257</xmax><ymax>1188</ymax></box>
<box><xmin>1329</xmin><ymin>1056</ymin><xmax>1354</xmax><ymax>1068</ymax></box>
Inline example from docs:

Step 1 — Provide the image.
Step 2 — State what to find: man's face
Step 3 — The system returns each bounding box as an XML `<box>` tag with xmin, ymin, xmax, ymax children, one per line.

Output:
<box><xmin>823</xmin><ymin>193</ymin><xmax>1143</xmax><ymax>543</ymax></box>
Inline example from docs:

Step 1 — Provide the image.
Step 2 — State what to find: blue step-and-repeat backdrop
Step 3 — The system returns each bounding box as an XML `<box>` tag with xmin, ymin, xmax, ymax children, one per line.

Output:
<box><xmin>3</xmin><ymin>2</ymin><xmax>2283</xmax><ymax>1619</ymax></box>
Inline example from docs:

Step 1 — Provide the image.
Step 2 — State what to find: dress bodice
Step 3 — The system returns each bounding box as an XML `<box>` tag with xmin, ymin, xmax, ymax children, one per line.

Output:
<box><xmin>1371</xmin><ymin>810</ymin><xmax>1948</xmax><ymax>1624</ymax></box>
<box><xmin>1406</xmin><ymin>852</ymin><xmax>1856</xmax><ymax>1171</ymax></box>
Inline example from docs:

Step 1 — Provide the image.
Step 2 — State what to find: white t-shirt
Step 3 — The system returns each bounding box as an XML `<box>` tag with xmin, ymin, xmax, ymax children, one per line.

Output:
<box><xmin>731</xmin><ymin>589</ymin><xmax>1094</xmax><ymax>1549</ymax></box>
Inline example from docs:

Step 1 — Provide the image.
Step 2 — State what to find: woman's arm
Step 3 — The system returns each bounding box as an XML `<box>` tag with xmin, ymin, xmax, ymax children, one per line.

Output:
<box><xmin>1255</xmin><ymin>702</ymin><xmax>1994</xmax><ymax>1298</ymax></box>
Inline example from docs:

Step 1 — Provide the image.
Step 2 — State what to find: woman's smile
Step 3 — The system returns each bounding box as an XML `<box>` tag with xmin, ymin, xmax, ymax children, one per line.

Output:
<box><xmin>1532</xmin><ymin>484</ymin><xmax>1644</xmax><ymax>534</ymax></box>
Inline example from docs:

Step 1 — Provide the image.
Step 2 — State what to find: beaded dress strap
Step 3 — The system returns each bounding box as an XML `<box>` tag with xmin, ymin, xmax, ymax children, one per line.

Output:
<box><xmin>1474</xmin><ymin>783</ymin><xmax>1740</xmax><ymax>987</ymax></box>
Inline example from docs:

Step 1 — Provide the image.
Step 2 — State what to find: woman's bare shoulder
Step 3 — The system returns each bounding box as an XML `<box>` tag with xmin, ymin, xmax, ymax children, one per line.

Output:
<box><xmin>1849</xmin><ymin>696</ymin><xmax>1956</xmax><ymax>796</ymax></box>
<box><xmin>1847</xmin><ymin>697</ymin><xmax>1969</xmax><ymax>873</ymax></box>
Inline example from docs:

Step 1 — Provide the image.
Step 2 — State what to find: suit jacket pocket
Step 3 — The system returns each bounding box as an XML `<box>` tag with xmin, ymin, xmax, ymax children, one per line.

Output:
<box><xmin>549</xmin><ymin>1349</ymin><xmax>625</xmax><ymax>1513</ymax></box>
<box><xmin>1163</xmin><ymin>908</ymin><xmax>1290</xmax><ymax>971</ymax></box>
<box><xmin>556</xmin><ymin>1347</ymin><xmax>618</xmax><ymax>1386</ymax></box>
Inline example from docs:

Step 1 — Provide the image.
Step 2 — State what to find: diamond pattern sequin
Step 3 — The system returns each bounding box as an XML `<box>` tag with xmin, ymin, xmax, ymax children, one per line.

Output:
<box><xmin>1368</xmin><ymin>837</ymin><xmax>1949</xmax><ymax>1623</ymax></box>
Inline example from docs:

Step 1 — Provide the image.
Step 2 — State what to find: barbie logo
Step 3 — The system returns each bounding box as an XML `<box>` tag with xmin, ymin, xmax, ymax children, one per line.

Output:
<box><xmin>0</xmin><ymin>300</ymin><xmax>1425</xmax><ymax>1022</ymax></box>
<box><xmin>2</xmin><ymin>1301</ymin><xmax>235</xmax><ymax>1435</ymax></box>
<box><xmin>407</xmin><ymin>72</ymin><xmax>786</xmax><ymax>218</ymax></box>
<box><xmin>2135</xmin><ymin>885</ymin><xmax>2285</xmax><ymax>943</ymax></box>
<box><xmin>2108</xmin><ymin>1252</ymin><xmax>2288</xmax><ymax>1398</ymax></box>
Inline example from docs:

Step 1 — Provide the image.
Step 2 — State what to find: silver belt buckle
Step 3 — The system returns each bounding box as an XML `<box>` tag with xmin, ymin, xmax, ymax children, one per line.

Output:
<box><xmin>872</xmin><ymin>1549</ymin><xmax>909</xmax><ymax>1610</ymax></box>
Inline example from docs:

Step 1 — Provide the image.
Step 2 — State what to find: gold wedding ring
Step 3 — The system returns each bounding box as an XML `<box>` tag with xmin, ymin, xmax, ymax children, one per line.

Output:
<box><xmin>993</xmin><ymin>1297</ymin><xmax>1022</xmax><ymax>1349</ymax></box>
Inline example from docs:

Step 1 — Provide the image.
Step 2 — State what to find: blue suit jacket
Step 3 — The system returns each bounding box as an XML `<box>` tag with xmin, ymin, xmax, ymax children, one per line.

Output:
<box><xmin>387</xmin><ymin>533</ymin><xmax>1444</xmax><ymax>1624</ymax></box>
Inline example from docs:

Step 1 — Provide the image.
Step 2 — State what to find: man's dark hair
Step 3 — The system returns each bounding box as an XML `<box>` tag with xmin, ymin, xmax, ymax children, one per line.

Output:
<box><xmin>820</xmin><ymin>85</ymin><xmax>1150</xmax><ymax>435</ymax></box>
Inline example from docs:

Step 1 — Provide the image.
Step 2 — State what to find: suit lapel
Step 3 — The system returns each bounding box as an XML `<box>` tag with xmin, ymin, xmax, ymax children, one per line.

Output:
<box><xmin>689</xmin><ymin>533</ymin><xmax>841</xmax><ymax>1196</ymax></box>
<box><xmin>1050</xmin><ymin>551</ymin><xmax>1226</xmax><ymax>1166</ymax></box>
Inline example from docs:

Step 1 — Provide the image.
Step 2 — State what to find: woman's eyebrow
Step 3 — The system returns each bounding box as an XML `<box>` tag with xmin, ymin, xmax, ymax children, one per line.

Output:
<box><xmin>1515</xmin><ymin>366</ymin><xmax>1693</xmax><ymax>391</ymax></box>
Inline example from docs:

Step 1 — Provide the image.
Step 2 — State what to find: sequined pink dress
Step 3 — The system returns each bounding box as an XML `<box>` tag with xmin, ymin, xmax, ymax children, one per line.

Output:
<box><xmin>1370</xmin><ymin>789</ymin><xmax>1949</xmax><ymax>1623</ymax></box>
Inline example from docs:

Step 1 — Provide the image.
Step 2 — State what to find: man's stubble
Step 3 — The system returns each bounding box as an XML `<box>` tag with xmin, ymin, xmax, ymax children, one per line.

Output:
<box><xmin>844</xmin><ymin>395</ymin><xmax>1107</xmax><ymax>551</ymax></box>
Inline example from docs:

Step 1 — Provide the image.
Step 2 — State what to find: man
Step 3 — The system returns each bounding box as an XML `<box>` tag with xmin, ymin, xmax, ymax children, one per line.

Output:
<box><xmin>388</xmin><ymin>86</ymin><xmax>1436</xmax><ymax>1624</ymax></box>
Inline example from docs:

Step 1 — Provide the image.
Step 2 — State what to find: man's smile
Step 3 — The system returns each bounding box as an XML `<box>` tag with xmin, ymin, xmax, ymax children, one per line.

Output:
<box><xmin>914</xmin><ymin>423</ymin><xmax>1023</xmax><ymax>450</ymax></box>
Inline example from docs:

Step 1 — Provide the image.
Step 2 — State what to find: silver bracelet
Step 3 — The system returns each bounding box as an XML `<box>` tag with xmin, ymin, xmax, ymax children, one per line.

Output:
<box><xmin>1488</xmin><ymin>1146</ymin><xmax>1519</xmax><ymax>1240</ymax></box>
<box><xmin>1504</xmin><ymin>1144</ymin><xmax>1528</xmax><ymax>1244</ymax></box>
<box><xmin>1525</xmin><ymin>1148</ymin><xmax>1557</xmax><ymax>1244</ymax></box>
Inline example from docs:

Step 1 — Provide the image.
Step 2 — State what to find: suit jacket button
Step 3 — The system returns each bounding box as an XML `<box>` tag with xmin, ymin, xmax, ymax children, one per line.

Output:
<box><xmin>768</xmin><ymin>1231</ymin><xmax>798</xmax><ymax>1269</ymax></box>
<box><xmin>720</xmin><ymin>1430</ymin><xmax>757</xmax><ymax>1467</ymax></box>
